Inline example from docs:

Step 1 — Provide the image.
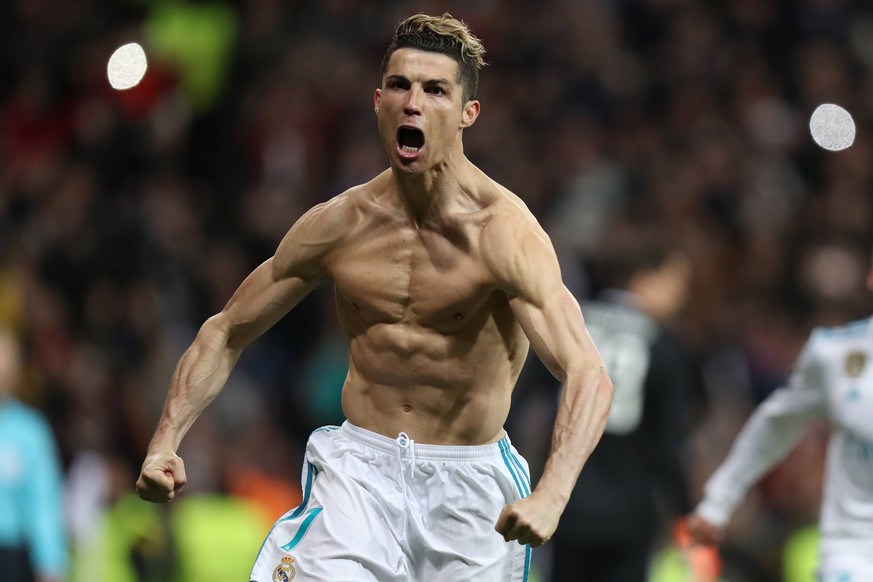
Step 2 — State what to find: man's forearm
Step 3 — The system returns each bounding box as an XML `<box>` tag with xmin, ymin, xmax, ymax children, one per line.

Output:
<box><xmin>534</xmin><ymin>366</ymin><xmax>612</xmax><ymax>506</ymax></box>
<box><xmin>148</xmin><ymin>316</ymin><xmax>241</xmax><ymax>453</ymax></box>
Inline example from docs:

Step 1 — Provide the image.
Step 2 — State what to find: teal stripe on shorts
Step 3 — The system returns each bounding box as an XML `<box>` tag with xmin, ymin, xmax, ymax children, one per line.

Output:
<box><xmin>498</xmin><ymin>438</ymin><xmax>532</xmax><ymax>582</ymax></box>
<box><xmin>252</xmin><ymin>460</ymin><xmax>317</xmax><ymax>568</ymax></box>
<box><xmin>280</xmin><ymin>507</ymin><xmax>323</xmax><ymax>552</ymax></box>
<box><xmin>500</xmin><ymin>439</ymin><xmax>530</xmax><ymax>496</ymax></box>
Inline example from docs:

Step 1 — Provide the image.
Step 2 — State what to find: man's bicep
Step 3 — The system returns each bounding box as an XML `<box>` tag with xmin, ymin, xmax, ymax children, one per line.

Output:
<box><xmin>218</xmin><ymin>198</ymin><xmax>343</xmax><ymax>348</ymax></box>
<box><xmin>511</xmin><ymin>287</ymin><xmax>603</xmax><ymax>383</ymax></box>
<box><xmin>220</xmin><ymin>258</ymin><xmax>322</xmax><ymax>349</ymax></box>
<box><xmin>490</xmin><ymin>222</ymin><xmax>601</xmax><ymax>378</ymax></box>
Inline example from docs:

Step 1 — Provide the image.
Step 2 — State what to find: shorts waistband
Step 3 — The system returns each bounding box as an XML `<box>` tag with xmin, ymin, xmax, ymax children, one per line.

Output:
<box><xmin>339</xmin><ymin>421</ymin><xmax>511</xmax><ymax>461</ymax></box>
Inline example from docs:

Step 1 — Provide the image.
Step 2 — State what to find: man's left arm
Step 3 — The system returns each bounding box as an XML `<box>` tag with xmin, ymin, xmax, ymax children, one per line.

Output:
<box><xmin>487</xmin><ymin>220</ymin><xmax>613</xmax><ymax>547</ymax></box>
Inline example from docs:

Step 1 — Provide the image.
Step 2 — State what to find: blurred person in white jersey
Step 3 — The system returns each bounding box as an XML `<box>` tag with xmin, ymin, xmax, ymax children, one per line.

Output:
<box><xmin>688</xmin><ymin>246</ymin><xmax>873</xmax><ymax>581</ymax></box>
<box><xmin>136</xmin><ymin>12</ymin><xmax>613</xmax><ymax>582</ymax></box>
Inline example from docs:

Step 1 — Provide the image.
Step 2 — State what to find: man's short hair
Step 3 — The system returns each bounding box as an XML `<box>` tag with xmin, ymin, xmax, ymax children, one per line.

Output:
<box><xmin>381</xmin><ymin>13</ymin><xmax>486</xmax><ymax>103</ymax></box>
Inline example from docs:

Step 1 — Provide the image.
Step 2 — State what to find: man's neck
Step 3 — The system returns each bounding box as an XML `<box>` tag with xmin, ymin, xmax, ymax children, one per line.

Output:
<box><xmin>393</xmin><ymin>153</ymin><xmax>469</xmax><ymax>224</ymax></box>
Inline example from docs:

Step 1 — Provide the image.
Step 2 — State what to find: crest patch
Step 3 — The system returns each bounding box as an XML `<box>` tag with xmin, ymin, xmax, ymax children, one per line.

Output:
<box><xmin>272</xmin><ymin>555</ymin><xmax>296</xmax><ymax>582</ymax></box>
<box><xmin>844</xmin><ymin>352</ymin><xmax>867</xmax><ymax>378</ymax></box>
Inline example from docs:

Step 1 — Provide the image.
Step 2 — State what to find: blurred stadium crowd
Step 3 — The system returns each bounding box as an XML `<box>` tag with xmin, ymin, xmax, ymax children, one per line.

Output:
<box><xmin>2</xmin><ymin>0</ymin><xmax>872</xmax><ymax>580</ymax></box>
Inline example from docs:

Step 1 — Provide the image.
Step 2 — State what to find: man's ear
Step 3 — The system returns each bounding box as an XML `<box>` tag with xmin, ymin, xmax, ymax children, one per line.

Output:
<box><xmin>374</xmin><ymin>88</ymin><xmax>381</xmax><ymax>113</ymax></box>
<box><xmin>461</xmin><ymin>100</ymin><xmax>480</xmax><ymax>128</ymax></box>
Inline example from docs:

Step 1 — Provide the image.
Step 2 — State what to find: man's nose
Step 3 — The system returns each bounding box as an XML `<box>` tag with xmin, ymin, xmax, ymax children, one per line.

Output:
<box><xmin>403</xmin><ymin>86</ymin><xmax>423</xmax><ymax>115</ymax></box>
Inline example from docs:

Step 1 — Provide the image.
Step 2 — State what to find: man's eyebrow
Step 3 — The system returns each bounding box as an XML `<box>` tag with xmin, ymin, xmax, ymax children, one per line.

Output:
<box><xmin>385</xmin><ymin>74</ymin><xmax>453</xmax><ymax>86</ymax></box>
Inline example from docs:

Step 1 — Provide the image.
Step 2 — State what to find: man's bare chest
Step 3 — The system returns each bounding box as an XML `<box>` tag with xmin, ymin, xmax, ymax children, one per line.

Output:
<box><xmin>328</xmin><ymin>227</ymin><xmax>495</xmax><ymax>326</ymax></box>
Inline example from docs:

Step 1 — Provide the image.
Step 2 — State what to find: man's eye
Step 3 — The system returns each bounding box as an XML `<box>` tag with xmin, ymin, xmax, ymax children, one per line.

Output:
<box><xmin>428</xmin><ymin>87</ymin><xmax>446</xmax><ymax>95</ymax></box>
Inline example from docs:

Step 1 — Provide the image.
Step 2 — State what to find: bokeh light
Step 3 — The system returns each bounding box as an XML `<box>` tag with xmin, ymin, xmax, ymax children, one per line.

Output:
<box><xmin>107</xmin><ymin>42</ymin><xmax>148</xmax><ymax>90</ymax></box>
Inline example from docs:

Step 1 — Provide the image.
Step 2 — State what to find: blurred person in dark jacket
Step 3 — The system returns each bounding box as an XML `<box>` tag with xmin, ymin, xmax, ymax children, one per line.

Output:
<box><xmin>0</xmin><ymin>326</ymin><xmax>68</xmax><ymax>582</ymax></box>
<box><xmin>550</xmin><ymin>232</ymin><xmax>701</xmax><ymax>582</ymax></box>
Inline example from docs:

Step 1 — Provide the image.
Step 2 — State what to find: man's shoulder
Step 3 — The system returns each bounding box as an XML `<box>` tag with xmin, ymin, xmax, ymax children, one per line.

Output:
<box><xmin>811</xmin><ymin>317</ymin><xmax>872</xmax><ymax>345</ymax></box>
<box><xmin>320</xmin><ymin>170</ymin><xmax>395</xmax><ymax>219</ymax></box>
<box><xmin>275</xmin><ymin>173</ymin><xmax>393</xmax><ymax>267</ymax></box>
<box><xmin>474</xmin><ymin>179</ymin><xmax>559</xmax><ymax>293</ymax></box>
<box><xmin>295</xmin><ymin>178</ymin><xmax>384</xmax><ymax>231</ymax></box>
<box><xmin>804</xmin><ymin>316</ymin><xmax>873</xmax><ymax>366</ymax></box>
<box><xmin>476</xmin><ymin>180</ymin><xmax>545</xmax><ymax>239</ymax></box>
<box><xmin>476</xmin><ymin>175</ymin><xmax>532</xmax><ymax>214</ymax></box>
<box><xmin>341</xmin><ymin>170</ymin><xmax>392</xmax><ymax>200</ymax></box>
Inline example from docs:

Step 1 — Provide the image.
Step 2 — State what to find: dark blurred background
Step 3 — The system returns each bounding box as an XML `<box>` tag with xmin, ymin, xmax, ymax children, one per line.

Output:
<box><xmin>2</xmin><ymin>0</ymin><xmax>872</xmax><ymax>580</ymax></box>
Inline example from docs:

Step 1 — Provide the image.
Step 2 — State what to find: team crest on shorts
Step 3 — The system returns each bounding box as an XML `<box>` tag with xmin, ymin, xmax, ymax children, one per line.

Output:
<box><xmin>272</xmin><ymin>555</ymin><xmax>296</xmax><ymax>582</ymax></box>
<box><xmin>845</xmin><ymin>352</ymin><xmax>867</xmax><ymax>378</ymax></box>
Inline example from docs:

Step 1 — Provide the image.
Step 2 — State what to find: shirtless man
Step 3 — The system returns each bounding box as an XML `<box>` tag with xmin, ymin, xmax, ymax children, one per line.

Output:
<box><xmin>136</xmin><ymin>13</ymin><xmax>613</xmax><ymax>581</ymax></box>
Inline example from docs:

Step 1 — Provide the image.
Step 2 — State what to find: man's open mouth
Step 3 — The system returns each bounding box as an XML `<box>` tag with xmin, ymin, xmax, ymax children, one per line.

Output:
<box><xmin>397</xmin><ymin>127</ymin><xmax>425</xmax><ymax>154</ymax></box>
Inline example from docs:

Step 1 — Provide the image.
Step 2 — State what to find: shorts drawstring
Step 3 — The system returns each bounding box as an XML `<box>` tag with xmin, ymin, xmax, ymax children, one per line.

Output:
<box><xmin>396</xmin><ymin>432</ymin><xmax>415</xmax><ymax>480</ymax></box>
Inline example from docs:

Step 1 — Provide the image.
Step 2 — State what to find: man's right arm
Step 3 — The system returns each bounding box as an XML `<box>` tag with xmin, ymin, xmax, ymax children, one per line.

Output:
<box><xmin>136</xmin><ymin>200</ymin><xmax>341</xmax><ymax>503</ymax></box>
<box><xmin>484</xmin><ymin>210</ymin><xmax>613</xmax><ymax>546</ymax></box>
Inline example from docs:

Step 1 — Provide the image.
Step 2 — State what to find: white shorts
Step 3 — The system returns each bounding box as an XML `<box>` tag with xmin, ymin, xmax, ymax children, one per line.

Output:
<box><xmin>250</xmin><ymin>421</ymin><xmax>533</xmax><ymax>582</ymax></box>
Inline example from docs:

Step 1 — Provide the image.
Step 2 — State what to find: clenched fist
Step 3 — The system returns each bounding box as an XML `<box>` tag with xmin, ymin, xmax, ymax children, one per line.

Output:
<box><xmin>495</xmin><ymin>493</ymin><xmax>562</xmax><ymax>548</ymax></box>
<box><xmin>136</xmin><ymin>449</ymin><xmax>187</xmax><ymax>503</ymax></box>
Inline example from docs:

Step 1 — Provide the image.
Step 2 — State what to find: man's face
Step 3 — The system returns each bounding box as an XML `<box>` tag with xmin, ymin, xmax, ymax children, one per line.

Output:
<box><xmin>374</xmin><ymin>48</ymin><xmax>479</xmax><ymax>173</ymax></box>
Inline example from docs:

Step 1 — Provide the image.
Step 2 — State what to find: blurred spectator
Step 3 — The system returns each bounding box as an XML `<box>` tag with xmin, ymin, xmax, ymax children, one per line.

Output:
<box><xmin>68</xmin><ymin>401</ymin><xmax>295</xmax><ymax>581</ymax></box>
<box><xmin>70</xmin><ymin>491</ymin><xmax>265</xmax><ymax>582</ymax></box>
<box><xmin>0</xmin><ymin>326</ymin><xmax>68</xmax><ymax>582</ymax></box>
<box><xmin>144</xmin><ymin>0</ymin><xmax>238</xmax><ymax>115</ymax></box>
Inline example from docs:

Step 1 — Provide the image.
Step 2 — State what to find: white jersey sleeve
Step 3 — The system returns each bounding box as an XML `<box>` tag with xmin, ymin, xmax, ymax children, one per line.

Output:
<box><xmin>695</xmin><ymin>331</ymin><xmax>828</xmax><ymax>527</ymax></box>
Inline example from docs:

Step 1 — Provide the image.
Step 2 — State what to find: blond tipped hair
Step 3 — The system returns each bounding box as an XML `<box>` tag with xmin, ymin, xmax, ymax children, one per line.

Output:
<box><xmin>381</xmin><ymin>13</ymin><xmax>487</xmax><ymax>102</ymax></box>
